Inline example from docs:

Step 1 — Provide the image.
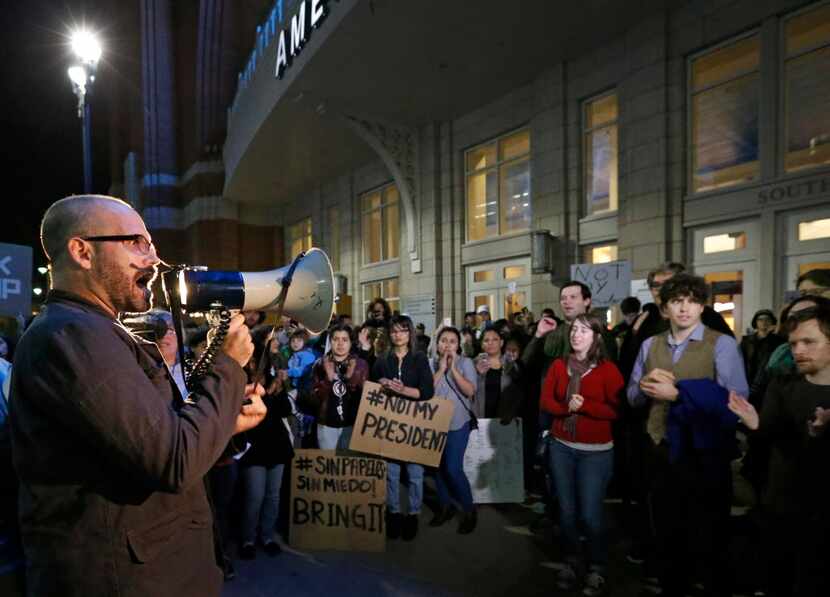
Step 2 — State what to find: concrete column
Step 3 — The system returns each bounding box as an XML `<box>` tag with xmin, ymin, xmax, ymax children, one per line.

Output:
<box><xmin>140</xmin><ymin>0</ymin><xmax>179</xmax><ymax>213</ymax></box>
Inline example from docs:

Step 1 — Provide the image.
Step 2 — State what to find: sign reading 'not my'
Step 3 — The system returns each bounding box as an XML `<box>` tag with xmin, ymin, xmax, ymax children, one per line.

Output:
<box><xmin>349</xmin><ymin>381</ymin><xmax>453</xmax><ymax>467</ymax></box>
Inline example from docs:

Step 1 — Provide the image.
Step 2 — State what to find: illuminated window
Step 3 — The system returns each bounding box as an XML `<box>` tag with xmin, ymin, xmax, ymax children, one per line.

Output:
<box><xmin>326</xmin><ymin>205</ymin><xmax>340</xmax><ymax>271</ymax></box>
<box><xmin>583</xmin><ymin>244</ymin><xmax>618</xmax><ymax>264</ymax></box>
<box><xmin>703</xmin><ymin>231</ymin><xmax>747</xmax><ymax>253</ymax></box>
<box><xmin>362</xmin><ymin>184</ymin><xmax>400</xmax><ymax>265</ymax></box>
<box><xmin>504</xmin><ymin>266</ymin><xmax>526</xmax><ymax>280</ymax></box>
<box><xmin>798</xmin><ymin>217</ymin><xmax>830</xmax><ymax>241</ymax></box>
<box><xmin>474</xmin><ymin>270</ymin><xmax>495</xmax><ymax>282</ymax></box>
<box><xmin>287</xmin><ymin>217</ymin><xmax>312</xmax><ymax>258</ymax></box>
<box><xmin>584</xmin><ymin>93</ymin><xmax>618</xmax><ymax>214</ymax></box>
<box><xmin>466</xmin><ymin>130</ymin><xmax>531</xmax><ymax>241</ymax></box>
<box><xmin>704</xmin><ymin>271</ymin><xmax>744</xmax><ymax>334</ymax></box>
<box><xmin>784</xmin><ymin>5</ymin><xmax>830</xmax><ymax>173</ymax></box>
<box><xmin>690</xmin><ymin>35</ymin><xmax>760</xmax><ymax>193</ymax></box>
<box><xmin>504</xmin><ymin>291</ymin><xmax>526</xmax><ymax>319</ymax></box>
<box><xmin>362</xmin><ymin>278</ymin><xmax>400</xmax><ymax>315</ymax></box>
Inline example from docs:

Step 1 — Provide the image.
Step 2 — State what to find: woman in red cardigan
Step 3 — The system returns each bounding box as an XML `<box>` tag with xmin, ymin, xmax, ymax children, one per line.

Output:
<box><xmin>541</xmin><ymin>313</ymin><xmax>622</xmax><ymax>596</ymax></box>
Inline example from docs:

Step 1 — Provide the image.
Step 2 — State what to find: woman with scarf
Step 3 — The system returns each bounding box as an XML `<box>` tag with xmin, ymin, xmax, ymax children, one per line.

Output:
<box><xmin>308</xmin><ymin>323</ymin><xmax>369</xmax><ymax>450</ymax></box>
<box><xmin>540</xmin><ymin>313</ymin><xmax>622</xmax><ymax>597</ymax></box>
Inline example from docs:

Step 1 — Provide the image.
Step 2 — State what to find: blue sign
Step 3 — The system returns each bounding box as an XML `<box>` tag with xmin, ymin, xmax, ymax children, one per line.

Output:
<box><xmin>0</xmin><ymin>243</ymin><xmax>33</xmax><ymax>319</ymax></box>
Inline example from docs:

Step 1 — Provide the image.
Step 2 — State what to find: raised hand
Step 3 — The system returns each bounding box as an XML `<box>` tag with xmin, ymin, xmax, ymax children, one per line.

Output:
<box><xmin>535</xmin><ymin>316</ymin><xmax>557</xmax><ymax>338</ymax></box>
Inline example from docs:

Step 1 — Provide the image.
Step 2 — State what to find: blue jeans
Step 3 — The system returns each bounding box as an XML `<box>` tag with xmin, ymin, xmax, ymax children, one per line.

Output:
<box><xmin>436</xmin><ymin>425</ymin><xmax>474</xmax><ymax>512</ymax></box>
<box><xmin>386</xmin><ymin>460</ymin><xmax>423</xmax><ymax>514</ymax></box>
<box><xmin>317</xmin><ymin>424</ymin><xmax>353</xmax><ymax>450</ymax></box>
<box><xmin>241</xmin><ymin>464</ymin><xmax>285</xmax><ymax>544</ymax></box>
<box><xmin>549</xmin><ymin>440</ymin><xmax>614</xmax><ymax>570</ymax></box>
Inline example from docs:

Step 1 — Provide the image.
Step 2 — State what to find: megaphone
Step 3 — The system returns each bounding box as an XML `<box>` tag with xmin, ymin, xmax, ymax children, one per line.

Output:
<box><xmin>174</xmin><ymin>248</ymin><xmax>335</xmax><ymax>335</ymax></box>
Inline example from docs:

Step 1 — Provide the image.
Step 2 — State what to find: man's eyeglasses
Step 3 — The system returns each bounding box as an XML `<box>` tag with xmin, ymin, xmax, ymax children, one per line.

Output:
<box><xmin>82</xmin><ymin>234</ymin><xmax>155</xmax><ymax>256</ymax></box>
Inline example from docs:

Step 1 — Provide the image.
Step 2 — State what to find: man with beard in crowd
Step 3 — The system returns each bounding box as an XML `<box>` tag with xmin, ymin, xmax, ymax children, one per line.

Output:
<box><xmin>9</xmin><ymin>195</ymin><xmax>266</xmax><ymax>597</ymax></box>
<box><xmin>729</xmin><ymin>305</ymin><xmax>830</xmax><ymax>597</ymax></box>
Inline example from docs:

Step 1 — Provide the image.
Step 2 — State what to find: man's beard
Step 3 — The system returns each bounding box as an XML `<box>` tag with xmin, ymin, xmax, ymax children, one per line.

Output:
<box><xmin>94</xmin><ymin>257</ymin><xmax>155</xmax><ymax>314</ymax></box>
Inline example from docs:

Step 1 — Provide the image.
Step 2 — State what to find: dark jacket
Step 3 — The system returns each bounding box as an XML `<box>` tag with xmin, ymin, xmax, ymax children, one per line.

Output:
<box><xmin>370</xmin><ymin>351</ymin><xmax>435</xmax><ymax>401</ymax></box>
<box><xmin>9</xmin><ymin>291</ymin><xmax>247</xmax><ymax>597</ymax></box>
<box><xmin>669</xmin><ymin>379</ymin><xmax>739</xmax><ymax>468</ymax></box>
<box><xmin>240</xmin><ymin>391</ymin><xmax>294</xmax><ymax>467</ymax></box>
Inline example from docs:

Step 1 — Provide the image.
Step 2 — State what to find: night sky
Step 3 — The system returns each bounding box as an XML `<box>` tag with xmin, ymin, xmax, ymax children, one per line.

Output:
<box><xmin>1</xmin><ymin>1</ymin><xmax>118</xmax><ymax>271</ymax></box>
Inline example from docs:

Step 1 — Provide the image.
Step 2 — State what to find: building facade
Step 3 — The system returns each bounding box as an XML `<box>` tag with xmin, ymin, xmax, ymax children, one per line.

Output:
<box><xmin>113</xmin><ymin>0</ymin><xmax>830</xmax><ymax>336</ymax></box>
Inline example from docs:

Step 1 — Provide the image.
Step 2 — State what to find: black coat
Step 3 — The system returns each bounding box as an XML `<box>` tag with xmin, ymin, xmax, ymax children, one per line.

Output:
<box><xmin>9</xmin><ymin>291</ymin><xmax>246</xmax><ymax>597</ymax></box>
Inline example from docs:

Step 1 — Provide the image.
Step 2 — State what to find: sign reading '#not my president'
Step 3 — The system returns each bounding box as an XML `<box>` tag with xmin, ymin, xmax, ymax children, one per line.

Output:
<box><xmin>349</xmin><ymin>381</ymin><xmax>453</xmax><ymax>467</ymax></box>
<box><xmin>290</xmin><ymin>449</ymin><xmax>386</xmax><ymax>552</ymax></box>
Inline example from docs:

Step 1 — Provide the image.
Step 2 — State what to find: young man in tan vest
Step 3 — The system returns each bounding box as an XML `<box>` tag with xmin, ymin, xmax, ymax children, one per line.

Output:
<box><xmin>627</xmin><ymin>273</ymin><xmax>748</xmax><ymax>597</ymax></box>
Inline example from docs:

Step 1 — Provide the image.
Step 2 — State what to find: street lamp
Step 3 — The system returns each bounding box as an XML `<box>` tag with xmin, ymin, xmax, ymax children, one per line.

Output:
<box><xmin>67</xmin><ymin>29</ymin><xmax>102</xmax><ymax>194</ymax></box>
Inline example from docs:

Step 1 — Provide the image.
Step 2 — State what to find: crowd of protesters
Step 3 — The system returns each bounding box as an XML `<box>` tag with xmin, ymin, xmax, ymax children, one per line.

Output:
<box><xmin>1</xmin><ymin>264</ymin><xmax>829</xmax><ymax>597</ymax></box>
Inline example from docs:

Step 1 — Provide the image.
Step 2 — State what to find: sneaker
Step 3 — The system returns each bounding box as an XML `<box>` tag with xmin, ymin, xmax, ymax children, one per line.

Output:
<box><xmin>238</xmin><ymin>542</ymin><xmax>256</xmax><ymax>560</ymax></box>
<box><xmin>386</xmin><ymin>512</ymin><xmax>403</xmax><ymax>540</ymax></box>
<box><xmin>264</xmin><ymin>541</ymin><xmax>282</xmax><ymax>557</ymax></box>
<box><xmin>457</xmin><ymin>510</ymin><xmax>477</xmax><ymax>535</ymax></box>
<box><xmin>402</xmin><ymin>514</ymin><xmax>419</xmax><ymax>541</ymax></box>
<box><xmin>556</xmin><ymin>563</ymin><xmax>578</xmax><ymax>591</ymax></box>
<box><xmin>583</xmin><ymin>571</ymin><xmax>607</xmax><ymax>596</ymax></box>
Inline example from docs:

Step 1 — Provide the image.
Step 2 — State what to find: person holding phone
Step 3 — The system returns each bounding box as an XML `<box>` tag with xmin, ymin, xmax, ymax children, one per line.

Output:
<box><xmin>474</xmin><ymin>328</ymin><xmax>523</xmax><ymax>424</ymax></box>
<box><xmin>371</xmin><ymin>315</ymin><xmax>434</xmax><ymax>541</ymax></box>
<box><xmin>430</xmin><ymin>326</ymin><xmax>478</xmax><ymax>533</ymax></box>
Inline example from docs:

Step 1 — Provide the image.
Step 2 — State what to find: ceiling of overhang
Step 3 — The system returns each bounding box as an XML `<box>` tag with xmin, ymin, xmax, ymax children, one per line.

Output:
<box><xmin>226</xmin><ymin>0</ymin><xmax>671</xmax><ymax>204</ymax></box>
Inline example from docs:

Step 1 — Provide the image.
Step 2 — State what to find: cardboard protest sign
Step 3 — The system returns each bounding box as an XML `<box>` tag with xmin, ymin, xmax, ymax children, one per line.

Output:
<box><xmin>570</xmin><ymin>261</ymin><xmax>632</xmax><ymax>307</ymax></box>
<box><xmin>463</xmin><ymin>418</ymin><xmax>524</xmax><ymax>504</ymax></box>
<box><xmin>349</xmin><ymin>381</ymin><xmax>453</xmax><ymax>467</ymax></box>
<box><xmin>290</xmin><ymin>449</ymin><xmax>386</xmax><ymax>552</ymax></box>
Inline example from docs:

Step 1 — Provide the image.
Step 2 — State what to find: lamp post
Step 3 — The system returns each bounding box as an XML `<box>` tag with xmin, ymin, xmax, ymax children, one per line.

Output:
<box><xmin>67</xmin><ymin>30</ymin><xmax>102</xmax><ymax>194</ymax></box>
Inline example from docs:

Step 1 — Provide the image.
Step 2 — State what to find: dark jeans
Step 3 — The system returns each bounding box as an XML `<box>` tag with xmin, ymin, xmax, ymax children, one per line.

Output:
<box><xmin>208</xmin><ymin>461</ymin><xmax>238</xmax><ymax>550</ymax></box>
<box><xmin>647</xmin><ymin>442</ymin><xmax>733</xmax><ymax>597</ymax></box>
<box><xmin>435</xmin><ymin>425</ymin><xmax>474</xmax><ymax>512</ymax></box>
<box><xmin>763</xmin><ymin>510</ymin><xmax>830</xmax><ymax>597</ymax></box>
<box><xmin>549</xmin><ymin>440</ymin><xmax>614</xmax><ymax>570</ymax></box>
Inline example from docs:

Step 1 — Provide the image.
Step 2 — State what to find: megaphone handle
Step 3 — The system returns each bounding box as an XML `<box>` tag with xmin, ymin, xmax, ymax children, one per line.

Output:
<box><xmin>251</xmin><ymin>252</ymin><xmax>304</xmax><ymax>388</ymax></box>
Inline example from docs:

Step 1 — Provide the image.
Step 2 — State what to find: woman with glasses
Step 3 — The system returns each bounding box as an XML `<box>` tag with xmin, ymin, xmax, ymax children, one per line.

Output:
<box><xmin>371</xmin><ymin>315</ymin><xmax>434</xmax><ymax>541</ymax></box>
<box><xmin>429</xmin><ymin>326</ymin><xmax>478</xmax><ymax>533</ymax></box>
<box><xmin>541</xmin><ymin>314</ymin><xmax>622</xmax><ymax>596</ymax></box>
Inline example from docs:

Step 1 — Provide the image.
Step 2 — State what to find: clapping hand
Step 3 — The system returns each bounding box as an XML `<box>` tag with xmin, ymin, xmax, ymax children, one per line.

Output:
<box><xmin>640</xmin><ymin>368</ymin><xmax>679</xmax><ymax>401</ymax></box>
<box><xmin>727</xmin><ymin>391</ymin><xmax>759</xmax><ymax>431</ymax></box>
<box><xmin>568</xmin><ymin>394</ymin><xmax>584</xmax><ymax>413</ymax></box>
<box><xmin>807</xmin><ymin>406</ymin><xmax>830</xmax><ymax>437</ymax></box>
